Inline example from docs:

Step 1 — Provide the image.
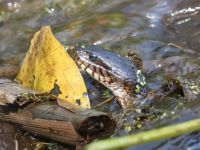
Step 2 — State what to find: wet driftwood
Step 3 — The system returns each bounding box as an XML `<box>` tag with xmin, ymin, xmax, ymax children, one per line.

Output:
<box><xmin>0</xmin><ymin>112</ymin><xmax>80</xmax><ymax>145</ymax></box>
<box><xmin>0</xmin><ymin>78</ymin><xmax>116</xmax><ymax>145</ymax></box>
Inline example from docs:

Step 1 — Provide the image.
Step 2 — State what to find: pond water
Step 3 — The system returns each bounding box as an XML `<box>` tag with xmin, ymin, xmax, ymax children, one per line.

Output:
<box><xmin>0</xmin><ymin>0</ymin><xmax>199</xmax><ymax>63</ymax></box>
<box><xmin>0</xmin><ymin>0</ymin><xmax>200</xmax><ymax>149</ymax></box>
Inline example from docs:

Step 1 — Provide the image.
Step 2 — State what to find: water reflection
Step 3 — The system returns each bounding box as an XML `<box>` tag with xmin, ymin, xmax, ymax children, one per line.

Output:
<box><xmin>0</xmin><ymin>0</ymin><xmax>200</xmax><ymax>149</ymax></box>
<box><xmin>163</xmin><ymin>0</ymin><xmax>200</xmax><ymax>50</ymax></box>
<box><xmin>0</xmin><ymin>0</ymin><xmax>199</xmax><ymax>63</ymax></box>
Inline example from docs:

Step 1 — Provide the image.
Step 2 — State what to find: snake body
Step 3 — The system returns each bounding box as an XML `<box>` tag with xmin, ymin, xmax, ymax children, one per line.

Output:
<box><xmin>67</xmin><ymin>45</ymin><xmax>147</xmax><ymax>108</ymax></box>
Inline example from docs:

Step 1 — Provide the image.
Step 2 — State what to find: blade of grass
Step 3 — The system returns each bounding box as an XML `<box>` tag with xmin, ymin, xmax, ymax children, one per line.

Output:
<box><xmin>86</xmin><ymin>118</ymin><xmax>200</xmax><ymax>150</ymax></box>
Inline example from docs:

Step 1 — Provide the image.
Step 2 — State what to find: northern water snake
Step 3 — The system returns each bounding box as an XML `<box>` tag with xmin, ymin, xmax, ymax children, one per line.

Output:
<box><xmin>66</xmin><ymin>45</ymin><xmax>147</xmax><ymax>109</ymax></box>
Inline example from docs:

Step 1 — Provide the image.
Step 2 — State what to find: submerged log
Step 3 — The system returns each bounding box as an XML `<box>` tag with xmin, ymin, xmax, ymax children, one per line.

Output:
<box><xmin>31</xmin><ymin>104</ymin><xmax>116</xmax><ymax>141</ymax></box>
<box><xmin>0</xmin><ymin>112</ymin><xmax>80</xmax><ymax>145</ymax></box>
<box><xmin>0</xmin><ymin>78</ymin><xmax>116</xmax><ymax>145</ymax></box>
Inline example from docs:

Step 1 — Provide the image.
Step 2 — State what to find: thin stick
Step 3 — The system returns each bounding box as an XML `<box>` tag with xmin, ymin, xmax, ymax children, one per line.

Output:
<box><xmin>86</xmin><ymin>118</ymin><xmax>200</xmax><ymax>150</ymax></box>
<box><xmin>94</xmin><ymin>96</ymin><xmax>114</xmax><ymax>108</ymax></box>
<box><xmin>167</xmin><ymin>43</ymin><xmax>184</xmax><ymax>49</ymax></box>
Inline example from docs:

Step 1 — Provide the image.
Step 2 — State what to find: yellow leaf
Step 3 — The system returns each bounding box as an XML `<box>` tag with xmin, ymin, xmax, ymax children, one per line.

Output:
<box><xmin>16</xmin><ymin>26</ymin><xmax>90</xmax><ymax>109</ymax></box>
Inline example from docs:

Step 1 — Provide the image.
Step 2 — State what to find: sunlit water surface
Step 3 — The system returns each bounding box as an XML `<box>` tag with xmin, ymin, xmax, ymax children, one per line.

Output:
<box><xmin>0</xmin><ymin>0</ymin><xmax>200</xmax><ymax>149</ymax></box>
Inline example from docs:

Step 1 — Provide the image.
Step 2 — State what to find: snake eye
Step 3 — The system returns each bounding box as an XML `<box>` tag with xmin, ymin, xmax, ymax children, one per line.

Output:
<box><xmin>89</xmin><ymin>55</ymin><xmax>98</xmax><ymax>61</ymax></box>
